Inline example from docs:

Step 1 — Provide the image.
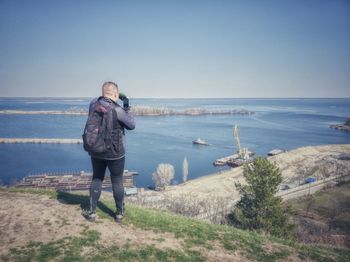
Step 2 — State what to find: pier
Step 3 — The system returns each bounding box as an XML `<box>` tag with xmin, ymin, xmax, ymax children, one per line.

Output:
<box><xmin>15</xmin><ymin>171</ymin><xmax>138</xmax><ymax>191</ymax></box>
<box><xmin>0</xmin><ymin>138</ymin><xmax>83</xmax><ymax>144</ymax></box>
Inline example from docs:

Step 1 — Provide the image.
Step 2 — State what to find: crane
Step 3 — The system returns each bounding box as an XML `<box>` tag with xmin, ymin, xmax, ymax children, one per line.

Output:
<box><xmin>233</xmin><ymin>125</ymin><xmax>249</xmax><ymax>160</ymax></box>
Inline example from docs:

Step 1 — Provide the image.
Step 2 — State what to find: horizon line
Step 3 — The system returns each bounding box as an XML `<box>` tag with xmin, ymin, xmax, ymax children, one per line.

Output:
<box><xmin>1</xmin><ymin>96</ymin><xmax>350</xmax><ymax>99</ymax></box>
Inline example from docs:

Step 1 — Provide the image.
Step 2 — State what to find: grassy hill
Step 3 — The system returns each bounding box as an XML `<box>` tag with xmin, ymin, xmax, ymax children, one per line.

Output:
<box><xmin>0</xmin><ymin>187</ymin><xmax>349</xmax><ymax>262</ymax></box>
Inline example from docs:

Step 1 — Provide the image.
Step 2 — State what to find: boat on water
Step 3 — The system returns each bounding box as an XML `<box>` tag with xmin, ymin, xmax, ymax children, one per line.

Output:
<box><xmin>192</xmin><ymin>138</ymin><xmax>209</xmax><ymax>145</ymax></box>
<box><xmin>267</xmin><ymin>149</ymin><xmax>285</xmax><ymax>156</ymax></box>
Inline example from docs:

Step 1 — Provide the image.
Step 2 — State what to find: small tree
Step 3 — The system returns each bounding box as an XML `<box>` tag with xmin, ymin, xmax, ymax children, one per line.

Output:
<box><xmin>182</xmin><ymin>157</ymin><xmax>189</xmax><ymax>183</ymax></box>
<box><xmin>152</xmin><ymin>163</ymin><xmax>175</xmax><ymax>190</ymax></box>
<box><xmin>231</xmin><ymin>157</ymin><xmax>295</xmax><ymax>238</ymax></box>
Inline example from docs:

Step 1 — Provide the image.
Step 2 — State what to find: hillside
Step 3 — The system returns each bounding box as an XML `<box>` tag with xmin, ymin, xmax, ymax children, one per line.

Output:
<box><xmin>1</xmin><ymin>188</ymin><xmax>349</xmax><ymax>261</ymax></box>
<box><xmin>127</xmin><ymin>144</ymin><xmax>350</xmax><ymax>222</ymax></box>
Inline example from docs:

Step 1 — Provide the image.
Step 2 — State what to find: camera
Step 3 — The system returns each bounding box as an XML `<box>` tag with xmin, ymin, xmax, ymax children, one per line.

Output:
<box><xmin>119</xmin><ymin>93</ymin><xmax>130</xmax><ymax>110</ymax></box>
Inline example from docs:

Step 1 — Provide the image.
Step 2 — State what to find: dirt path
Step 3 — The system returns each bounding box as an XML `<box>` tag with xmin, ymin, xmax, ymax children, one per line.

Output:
<box><xmin>0</xmin><ymin>191</ymin><xmax>245</xmax><ymax>261</ymax></box>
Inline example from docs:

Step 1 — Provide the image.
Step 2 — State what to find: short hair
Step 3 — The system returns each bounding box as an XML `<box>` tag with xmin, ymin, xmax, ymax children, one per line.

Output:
<box><xmin>102</xmin><ymin>81</ymin><xmax>119</xmax><ymax>96</ymax></box>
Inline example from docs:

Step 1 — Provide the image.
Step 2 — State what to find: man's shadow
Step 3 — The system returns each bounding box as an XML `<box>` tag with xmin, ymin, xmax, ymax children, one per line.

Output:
<box><xmin>56</xmin><ymin>191</ymin><xmax>115</xmax><ymax>218</ymax></box>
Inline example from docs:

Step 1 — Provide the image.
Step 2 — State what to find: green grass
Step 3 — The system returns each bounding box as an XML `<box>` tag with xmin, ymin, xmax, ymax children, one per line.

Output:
<box><xmin>1</xmin><ymin>187</ymin><xmax>350</xmax><ymax>261</ymax></box>
<box><xmin>92</xmin><ymin>246</ymin><xmax>204</xmax><ymax>262</ymax></box>
<box><xmin>0</xmin><ymin>187</ymin><xmax>58</xmax><ymax>198</ymax></box>
<box><xmin>1</xmin><ymin>228</ymin><xmax>204</xmax><ymax>262</ymax></box>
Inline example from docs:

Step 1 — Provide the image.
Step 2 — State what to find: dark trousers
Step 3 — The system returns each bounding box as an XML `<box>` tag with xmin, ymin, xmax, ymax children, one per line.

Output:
<box><xmin>89</xmin><ymin>157</ymin><xmax>125</xmax><ymax>215</ymax></box>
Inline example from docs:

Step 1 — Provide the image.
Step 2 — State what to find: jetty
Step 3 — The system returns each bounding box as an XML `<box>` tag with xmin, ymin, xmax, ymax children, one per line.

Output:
<box><xmin>0</xmin><ymin>138</ymin><xmax>83</xmax><ymax>144</ymax></box>
<box><xmin>0</xmin><ymin>107</ymin><xmax>255</xmax><ymax>116</ymax></box>
<box><xmin>14</xmin><ymin>170</ymin><xmax>138</xmax><ymax>192</ymax></box>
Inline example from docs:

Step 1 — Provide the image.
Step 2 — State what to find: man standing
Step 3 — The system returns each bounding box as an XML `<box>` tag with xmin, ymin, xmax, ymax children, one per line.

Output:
<box><xmin>82</xmin><ymin>81</ymin><xmax>135</xmax><ymax>223</ymax></box>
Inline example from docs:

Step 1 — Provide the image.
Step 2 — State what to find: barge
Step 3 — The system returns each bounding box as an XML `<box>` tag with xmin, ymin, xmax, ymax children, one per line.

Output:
<box><xmin>213</xmin><ymin>151</ymin><xmax>254</xmax><ymax>166</ymax></box>
<box><xmin>213</xmin><ymin>125</ymin><xmax>255</xmax><ymax>167</ymax></box>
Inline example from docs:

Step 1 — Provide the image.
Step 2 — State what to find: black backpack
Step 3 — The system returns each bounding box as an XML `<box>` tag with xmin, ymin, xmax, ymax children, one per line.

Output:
<box><xmin>82</xmin><ymin>98</ymin><xmax>115</xmax><ymax>154</ymax></box>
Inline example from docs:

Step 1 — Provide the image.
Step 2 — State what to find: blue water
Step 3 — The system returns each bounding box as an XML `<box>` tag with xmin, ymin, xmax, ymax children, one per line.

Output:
<box><xmin>0</xmin><ymin>98</ymin><xmax>349</xmax><ymax>187</ymax></box>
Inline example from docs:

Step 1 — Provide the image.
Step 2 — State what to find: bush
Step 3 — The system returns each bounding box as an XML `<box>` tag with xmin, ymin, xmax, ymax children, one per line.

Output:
<box><xmin>231</xmin><ymin>157</ymin><xmax>295</xmax><ymax>238</ymax></box>
<box><xmin>152</xmin><ymin>163</ymin><xmax>175</xmax><ymax>191</ymax></box>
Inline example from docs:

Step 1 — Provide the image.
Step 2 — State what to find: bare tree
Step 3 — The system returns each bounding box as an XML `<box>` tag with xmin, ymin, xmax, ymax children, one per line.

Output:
<box><xmin>305</xmin><ymin>196</ymin><xmax>315</xmax><ymax>218</ymax></box>
<box><xmin>152</xmin><ymin>163</ymin><xmax>175</xmax><ymax>190</ymax></box>
<box><xmin>182</xmin><ymin>157</ymin><xmax>189</xmax><ymax>183</ymax></box>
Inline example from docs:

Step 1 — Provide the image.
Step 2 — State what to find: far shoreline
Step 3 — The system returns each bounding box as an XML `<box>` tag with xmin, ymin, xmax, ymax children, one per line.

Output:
<box><xmin>1</xmin><ymin>96</ymin><xmax>350</xmax><ymax>99</ymax></box>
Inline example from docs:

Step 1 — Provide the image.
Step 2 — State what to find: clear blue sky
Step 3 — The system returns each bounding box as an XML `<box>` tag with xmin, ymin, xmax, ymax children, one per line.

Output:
<box><xmin>0</xmin><ymin>0</ymin><xmax>349</xmax><ymax>98</ymax></box>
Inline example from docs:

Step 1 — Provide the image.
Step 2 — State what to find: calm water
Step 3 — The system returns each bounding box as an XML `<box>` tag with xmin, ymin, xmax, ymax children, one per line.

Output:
<box><xmin>0</xmin><ymin>98</ymin><xmax>349</xmax><ymax>187</ymax></box>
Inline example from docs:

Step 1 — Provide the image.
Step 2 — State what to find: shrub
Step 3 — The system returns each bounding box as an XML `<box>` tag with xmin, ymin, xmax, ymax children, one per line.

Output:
<box><xmin>152</xmin><ymin>163</ymin><xmax>175</xmax><ymax>191</ymax></box>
